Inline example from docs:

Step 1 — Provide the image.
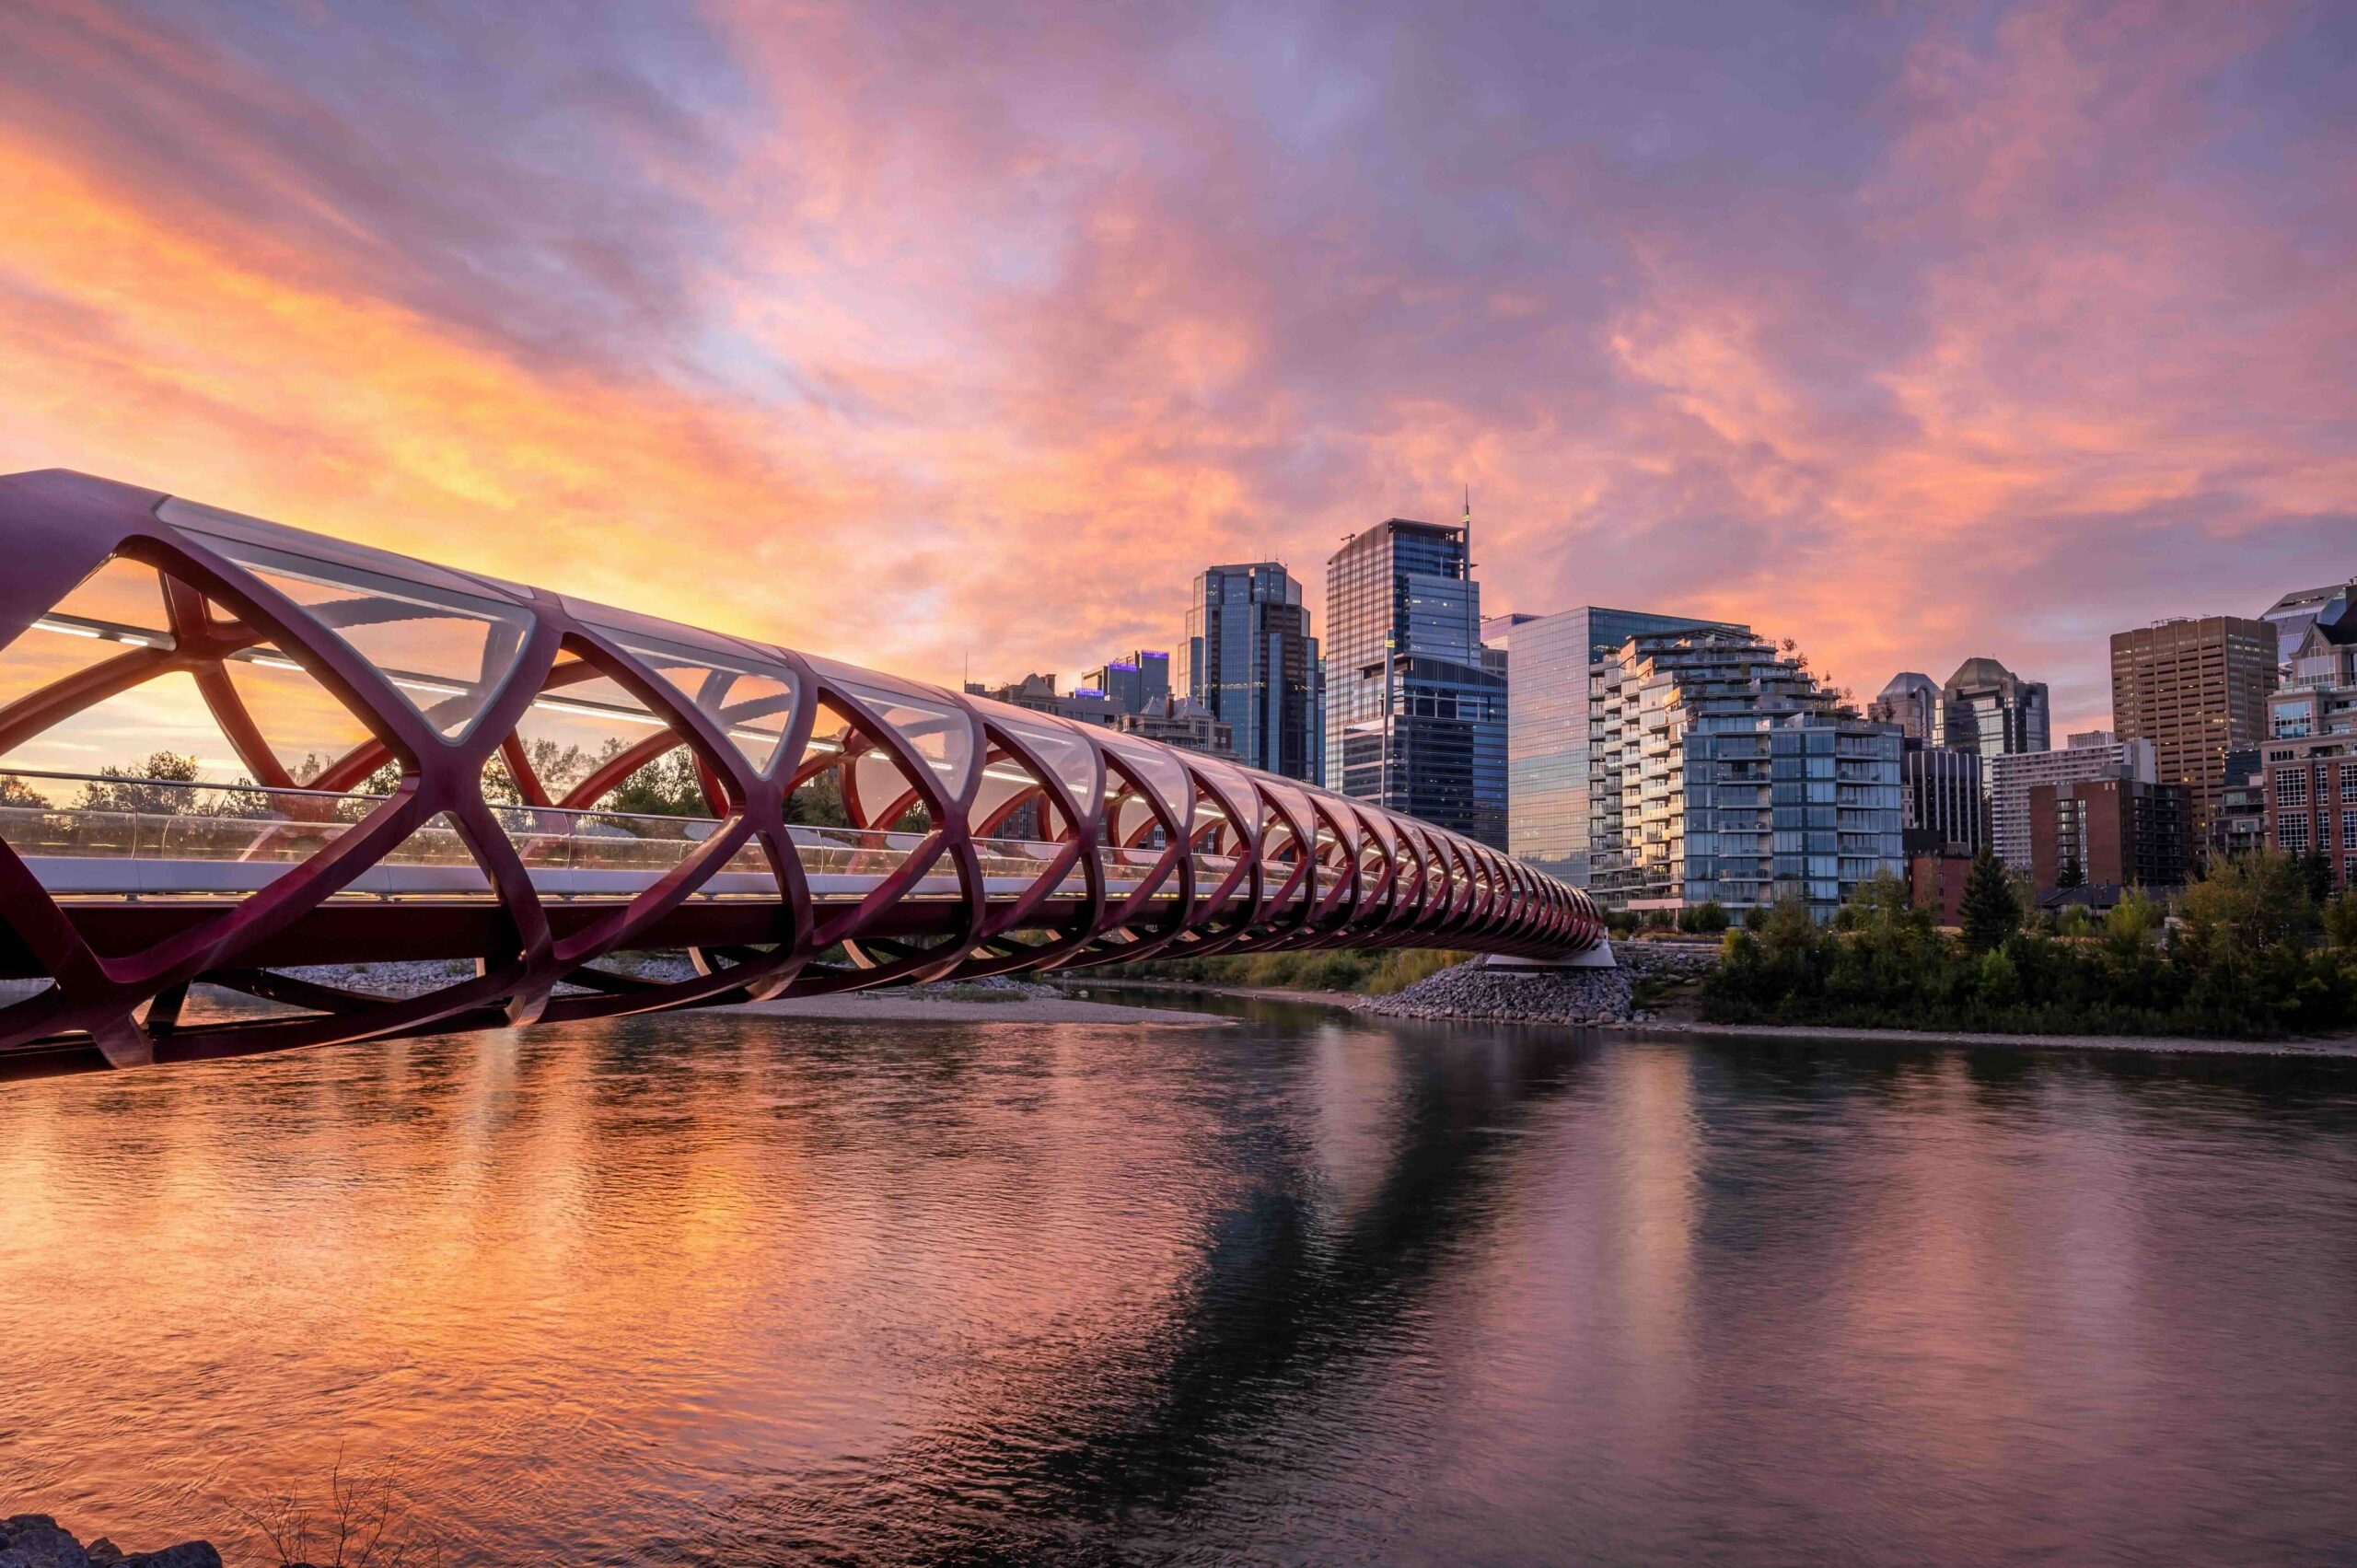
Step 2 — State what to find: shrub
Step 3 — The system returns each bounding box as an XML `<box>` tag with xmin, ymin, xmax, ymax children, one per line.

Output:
<box><xmin>1698</xmin><ymin>849</ymin><xmax>2354</xmax><ymax>1040</ymax></box>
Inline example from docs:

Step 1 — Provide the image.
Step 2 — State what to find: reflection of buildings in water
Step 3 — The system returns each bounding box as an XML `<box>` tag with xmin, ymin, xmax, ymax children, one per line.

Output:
<box><xmin>0</xmin><ymin>1011</ymin><xmax>1585</xmax><ymax>1560</ymax></box>
<box><xmin>1614</xmin><ymin>1044</ymin><xmax>1701</xmax><ymax>1426</ymax></box>
<box><xmin>690</xmin><ymin>1018</ymin><xmax>1591</xmax><ymax>1563</ymax></box>
<box><xmin>1303</xmin><ymin>1017</ymin><xmax>1411</xmax><ymax>1226</ymax></box>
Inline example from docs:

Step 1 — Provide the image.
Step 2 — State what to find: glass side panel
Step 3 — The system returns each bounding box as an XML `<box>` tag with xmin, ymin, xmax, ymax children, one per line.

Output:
<box><xmin>1101</xmin><ymin>735</ymin><xmax>1192</xmax><ymax>825</ymax></box>
<box><xmin>206</xmin><ymin>540</ymin><xmax>535</xmax><ymax>740</ymax></box>
<box><xmin>623</xmin><ymin>638</ymin><xmax>800</xmax><ymax>776</ymax></box>
<box><xmin>0</xmin><ymin>669</ymin><xmax>253</xmax><ymax>792</ymax></box>
<box><xmin>852</xmin><ymin>747</ymin><xmax>925</xmax><ymax>826</ymax></box>
<box><xmin>831</xmin><ymin>677</ymin><xmax>975</xmax><ymax>796</ymax></box>
<box><xmin>509</xmin><ymin>668</ymin><xmax>673</xmax><ymax>805</ymax></box>
<box><xmin>36</xmin><ymin>556</ymin><xmax>175</xmax><ymax>644</ymax></box>
<box><xmin>223</xmin><ymin>643</ymin><xmax>388</xmax><ymax>785</ymax></box>
<box><xmin>978</xmin><ymin>703</ymin><xmax>1101</xmax><ymax>819</ymax></box>
<box><xmin>2</xmin><ymin>560</ymin><xmax>183</xmax><ymax>772</ymax></box>
<box><xmin>1184</xmin><ymin>756</ymin><xmax>1260</xmax><ymax>854</ymax></box>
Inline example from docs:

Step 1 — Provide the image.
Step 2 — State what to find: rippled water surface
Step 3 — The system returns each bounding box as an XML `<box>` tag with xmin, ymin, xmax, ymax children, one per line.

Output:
<box><xmin>6</xmin><ymin>1000</ymin><xmax>2357</xmax><ymax>1565</ymax></box>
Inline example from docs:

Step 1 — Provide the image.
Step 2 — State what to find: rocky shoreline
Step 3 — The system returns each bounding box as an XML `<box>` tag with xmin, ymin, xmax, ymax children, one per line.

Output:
<box><xmin>0</xmin><ymin>1513</ymin><xmax>219</xmax><ymax>1568</ymax></box>
<box><xmin>1361</xmin><ymin>943</ymin><xmax>1717</xmax><ymax>1028</ymax></box>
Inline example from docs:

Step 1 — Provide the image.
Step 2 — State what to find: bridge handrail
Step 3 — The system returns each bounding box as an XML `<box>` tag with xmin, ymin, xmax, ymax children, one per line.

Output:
<box><xmin>0</xmin><ymin>769</ymin><xmax>1290</xmax><ymax>893</ymax></box>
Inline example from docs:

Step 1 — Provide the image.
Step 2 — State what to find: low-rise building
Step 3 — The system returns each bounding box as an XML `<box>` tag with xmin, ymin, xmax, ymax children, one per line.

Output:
<box><xmin>2215</xmin><ymin>749</ymin><xmax>2268</xmax><ymax>859</ymax></box>
<box><xmin>1988</xmin><ymin>733</ymin><xmax>2158</xmax><ymax>870</ymax></box>
<box><xmin>2026</xmin><ymin>776</ymin><xmax>2192</xmax><ymax>901</ymax></box>
<box><xmin>1909</xmin><ymin>845</ymin><xmax>1975</xmax><ymax>927</ymax></box>
<box><xmin>963</xmin><ymin>673</ymin><xmax>1119</xmax><ymax>727</ymax></box>
<box><xmin>2263</xmin><ymin>739</ymin><xmax>2357</xmax><ymax>892</ymax></box>
<box><xmin>1114</xmin><ymin>696</ymin><xmax>1235</xmax><ymax>759</ymax></box>
<box><xmin>2259</xmin><ymin>585</ymin><xmax>2357</xmax><ymax>891</ymax></box>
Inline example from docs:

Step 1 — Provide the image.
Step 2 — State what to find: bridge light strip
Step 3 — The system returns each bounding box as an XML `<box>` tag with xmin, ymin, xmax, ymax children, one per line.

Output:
<box><xmin>31</xmin><ymin>616</ymin><xmax>167</xmax><ymax>648</ymax></box>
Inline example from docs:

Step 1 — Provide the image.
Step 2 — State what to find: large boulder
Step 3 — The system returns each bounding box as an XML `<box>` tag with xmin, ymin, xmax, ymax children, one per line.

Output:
<box><xmin>121</xmin><ymin>1549</ymin><xmax>221</xmax><ymax>1568</ymax></box>
<box><xmin>0</xmin><ymin>1523</ymin><xmax>91</xmax><ymax>1568</ymax></box>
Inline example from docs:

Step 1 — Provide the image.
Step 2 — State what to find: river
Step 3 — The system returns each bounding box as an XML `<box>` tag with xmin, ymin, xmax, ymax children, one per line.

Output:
<box><xmin>5</xmin><ymin>996</ymin><xmax>2356</xmax><ymax>1565</ymax></box>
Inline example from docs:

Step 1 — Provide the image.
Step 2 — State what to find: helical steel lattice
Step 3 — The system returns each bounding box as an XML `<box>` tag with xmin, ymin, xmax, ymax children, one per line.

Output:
<box><xmin>0</xmin><ymin>470</ymin><xmax>1601</xmax><ymax>1075</ymax></box>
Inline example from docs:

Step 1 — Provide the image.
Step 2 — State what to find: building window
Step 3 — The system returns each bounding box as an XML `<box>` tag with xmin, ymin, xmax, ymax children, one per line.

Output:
<box><xmin>2281</xmin><ymin>816</ymin><xmax>2310</xmax><ymax>853</ymax></box>
<box><xmin>2346</xmin><ymin>808</ymin><xmax>2357</xmax><ymax>849</ymax></box>
<box><xmin>2280</xmin><ymin>772</ymin><xmax>2309</xmax><ymax>807</ymax></box>
<box><xmin>2341</xmin><ymin>765</ymin><xmax>2357</xmax><ymax>804</ymax></box>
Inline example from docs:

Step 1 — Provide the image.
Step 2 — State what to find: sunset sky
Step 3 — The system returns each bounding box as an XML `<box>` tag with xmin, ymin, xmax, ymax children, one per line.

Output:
<box><xmin>1</xmin><ymin>0</ymin><xmax>2351</xmax><ymax>733</ymax></box>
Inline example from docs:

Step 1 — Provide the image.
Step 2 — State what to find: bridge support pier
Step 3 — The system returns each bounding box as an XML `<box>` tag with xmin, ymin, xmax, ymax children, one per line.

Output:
<box><xmin>1482</xmin><ymin>940</ymin><xmax>1617</xmax><ymax>972</ymax></box>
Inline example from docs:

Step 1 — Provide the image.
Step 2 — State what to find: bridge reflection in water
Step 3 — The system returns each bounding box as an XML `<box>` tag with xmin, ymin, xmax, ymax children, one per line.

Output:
<box><xmin>0</xmin><ymin>470</ymin><xmax>1599</xmax><ymax>1074</ymax></box>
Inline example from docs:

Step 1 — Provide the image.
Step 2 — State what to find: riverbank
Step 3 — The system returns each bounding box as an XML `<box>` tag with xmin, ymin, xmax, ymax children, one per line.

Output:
<box><xmin>1127</xmin><ymin>957</ymin><xmax>2357</xmax><ymax>1060</ymax></box>
<box><xmin>1645</xmin><ymin>1019</ymin><xmax>2357</xmax><ymax>1059</ymax></box>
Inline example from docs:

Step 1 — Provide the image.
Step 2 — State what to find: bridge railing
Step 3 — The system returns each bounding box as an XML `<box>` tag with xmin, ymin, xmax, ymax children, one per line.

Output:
<box><xmin>0</xmin><ymin>770</ymin><xmax>1299</xmax><ymax>900</ymax></box>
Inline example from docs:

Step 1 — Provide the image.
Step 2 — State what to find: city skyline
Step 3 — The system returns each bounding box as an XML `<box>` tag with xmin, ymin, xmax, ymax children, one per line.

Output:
<box><xmin>1</xmin><ymin>3</ymin><xmax>2351</xmax><ymax>738</ymax></box>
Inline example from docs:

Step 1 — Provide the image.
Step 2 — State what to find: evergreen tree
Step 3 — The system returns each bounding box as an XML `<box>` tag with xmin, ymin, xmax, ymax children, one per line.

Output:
<box><xmin>2299</xmin><ymin>851</ymin><xmax>2335</xmax><ymax>908</ymax></box>
<box><xmin>1959</xmin><ymin>847</ymin><xmax>2021</xmax><ymax>954</ymax></box>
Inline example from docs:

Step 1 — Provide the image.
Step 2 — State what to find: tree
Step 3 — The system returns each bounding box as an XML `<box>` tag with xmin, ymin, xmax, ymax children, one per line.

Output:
<box><xmin>1958</xmin><ymin>847</ymin><xmax>2021</xmax><ymax>954</ymax></box>
<box><xmin>2175</xmin><ymin>847</ymin><xmax>2314</xmax><ymax>988</ymax></box>
<box><xmin>0</xmin><ymin>774</ymin><xmax>48</xmax><ymax>807</ymax></box>
<box><xmin>75</xmin><ymin>751</ymin><xmax>204</xmax><ymax>814</ymax></box>
<box><xmin>2299</xmin><ymin>852</ymin><xmax>2335</xmax><ymax>908</ymax></box>
<box><xmin>2324</xmin><ymin>889</ymin><xmax>2357</xmax><ymax>951</ymax></box>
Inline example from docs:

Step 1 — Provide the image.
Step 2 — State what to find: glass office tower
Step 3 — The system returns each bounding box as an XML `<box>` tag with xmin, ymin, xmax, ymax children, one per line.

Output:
<box><xmin>1177</xmin><ymin>563</ymin><xmax>1322</xmax><ymax>784</ymax></box>
<box><xmin>1325</xmin><ymin>519</ymin><xmax>1504</xmax><ymax>847</ymax></box>
<box><xmin>1492</xmin><ymin>606</ymin><xmax>1734</xmax><ymax>885</ymax></box>
<box><xmin>1941</xmin><ymin>657</ymin><xmax>2052</xmax><ymax>761</ymax></box>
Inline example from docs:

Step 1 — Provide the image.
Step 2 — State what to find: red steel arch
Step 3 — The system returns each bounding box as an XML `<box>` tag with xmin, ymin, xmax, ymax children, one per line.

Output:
<box><xmin>0</xmin><ymin>470</ymin><xmax>1603</xmax><ymax>1075</ymax></box>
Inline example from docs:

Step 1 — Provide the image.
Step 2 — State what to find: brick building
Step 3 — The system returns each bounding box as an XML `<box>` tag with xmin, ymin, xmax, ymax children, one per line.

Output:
<box><xmin>2026</xmin><ymin>777</ymin><xmax>2193</xmax><ymax>900</ymax></box>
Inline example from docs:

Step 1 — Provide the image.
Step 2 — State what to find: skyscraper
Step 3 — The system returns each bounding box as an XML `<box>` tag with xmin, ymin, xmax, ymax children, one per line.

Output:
<box><xmin>1325</xmin><ymin>516</ymin><xmax>1504</xmax><ymax>846</ymax></box>
<box><xmin>2110</xmin><ymin>615</ymin><xmax>2275</xmax><ymax>840</ymax></box>
<box><xmin>1176</xmin><ymin>563</ymin><xmax>1321</xmax><ymax>784</ymax></box>
<box><xmin>1492</xmin><ymin>605</ymin><xmax>1734</xmax><ymax>885</ymax></box>
<box><xmin>1079</xmin><ymin>650</ymin><xmax>1170</xmax><ymax>715</ymax></box>
<box><xmin>1941</xmin><ymin>657</ymin><xmax>2051</xmax><ymax>760</ymax></box>
<box><xmin>1867</xmin><ymin>672</ymin><xmax>1942</xmax><ymax>743</ymax></box>
<box><xmin>2260</xmin><ymin>577</ymin><xmax>2357</xmax><ymax>669</ymax></box>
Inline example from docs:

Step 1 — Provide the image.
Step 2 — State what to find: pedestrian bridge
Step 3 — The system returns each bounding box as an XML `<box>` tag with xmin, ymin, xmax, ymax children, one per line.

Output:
<box><xmin>0</xmin><ymin>469</ymin><xmax>1600</xmax><ymax>1074</ymax></box>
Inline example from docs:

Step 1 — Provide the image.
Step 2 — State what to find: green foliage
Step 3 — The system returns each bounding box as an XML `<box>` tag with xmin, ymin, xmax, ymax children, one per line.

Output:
<box><xmin>603</xmin><ymin>749</ymin><xmax>710</xmax><ymax>817</ymax></box>
<box><xmin>1678</xmin><ymin>900</ymin><xmax>1730</xmax><ymax>935</ymax></box>
<box><xmin>1090</xmin><ymin>947</ymin><xmax>1471</xmax><ymax>996</ymax></box>
<box><xmin>1959</xmin><ymin>848</ymin><xmax>2021</xmax><ymax>954</ymax></box>
<box><xmin>75</xmin><ymin>750</ymin><xmax>206</xmax><ymax>813</ymax></box>
<box><xmin>2326</xmin><ymin>890</ymin><xmax>2357</xmax><ymax>951</ymax></box>
<box><xmin>1701</xmin><ymin>848</ymin><xmax>2355</xmax><ymax>1040</ymax></box>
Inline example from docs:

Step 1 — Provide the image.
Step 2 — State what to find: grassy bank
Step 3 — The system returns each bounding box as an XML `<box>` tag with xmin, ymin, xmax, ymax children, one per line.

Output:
<box><xmin>1083</xmin><ymin>947</ymin><xmax>1470</xmax><ymax>997</ymax></box>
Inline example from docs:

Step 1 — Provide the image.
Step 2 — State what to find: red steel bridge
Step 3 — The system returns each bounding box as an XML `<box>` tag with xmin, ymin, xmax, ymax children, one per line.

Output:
<box><xmin>0</xmin><ymin>470</ymin><xmax>1602</xmax><ymax>1075</ymax></box>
